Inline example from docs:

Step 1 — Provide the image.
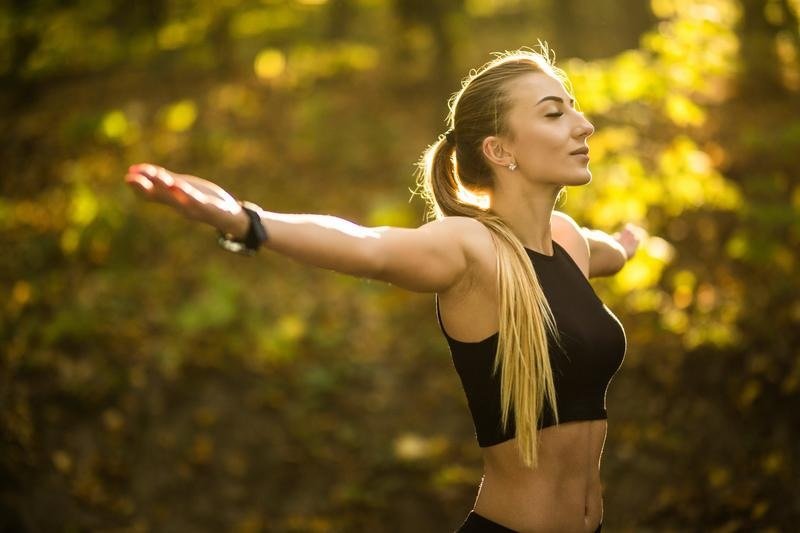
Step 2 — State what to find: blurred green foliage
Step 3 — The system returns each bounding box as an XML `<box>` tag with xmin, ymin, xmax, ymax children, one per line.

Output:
<box><xmin>1</xmin><ymin>0</ymin><xmax>799</xmax><ymax>531</ymax></box>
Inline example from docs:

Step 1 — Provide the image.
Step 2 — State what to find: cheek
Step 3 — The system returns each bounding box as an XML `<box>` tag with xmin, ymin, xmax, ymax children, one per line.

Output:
<box><xmin>517</xmin><ymin>126</ymin><xmax>560</xmax><ymax>160</ymax></box>
<box><xmin>521</xmin><ymin>123</ymin><xmax>560</xmax><ymax>147</ymax></box>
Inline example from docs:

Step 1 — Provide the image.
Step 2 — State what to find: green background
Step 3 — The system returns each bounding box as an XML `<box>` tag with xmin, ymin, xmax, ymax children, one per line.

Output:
<box><xmin>1</xmin><ymin>0</ymin><xmax>799</xmax><ymax>531</ymax></box>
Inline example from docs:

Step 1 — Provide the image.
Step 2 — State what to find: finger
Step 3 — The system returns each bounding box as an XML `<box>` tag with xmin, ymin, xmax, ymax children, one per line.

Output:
<box><xmin>138</xmin><ymin>165</ymin><xmax>177</xmax><ymax>193</ymax></box>
<box><xmin>128</xmin><ymin>163</ymin><xmax>147</xmax><ymax>175</ymax></box>
<box><xmin>125</xmin><ymin>173</ymin><xmax>154</xmax><ymax>193</ymax></box>
<box><xmin>132</xmin><ymin>171</ymin><xmax>183</xmax><ymax>206</ymax></box>
<box><xmin>142</xmin><ymin>169</ymin><xmax>181</xmax><ymax>204</ymax></box>
<box><xmin>129</xmin><ymin>163</ymin><xmax>160</xmax><ymax>181</ymax></box>
<box><xmin>154</xmin><ymin>167</ymin><xmax>175</xmax><ymax>187</ymax></box>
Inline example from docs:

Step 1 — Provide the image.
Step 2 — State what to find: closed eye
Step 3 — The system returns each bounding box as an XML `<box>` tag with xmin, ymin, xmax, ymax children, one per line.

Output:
<box><xmin>546</xmin><ymin>112</ymin><xmax>563</xmax><ymax>118</ymax></box>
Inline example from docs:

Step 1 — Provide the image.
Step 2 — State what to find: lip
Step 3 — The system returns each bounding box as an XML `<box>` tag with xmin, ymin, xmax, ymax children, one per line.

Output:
<box><xmin>569</xmin><ymin>147</ymin><xmax>589</xmax><ymax>155</ymax></box>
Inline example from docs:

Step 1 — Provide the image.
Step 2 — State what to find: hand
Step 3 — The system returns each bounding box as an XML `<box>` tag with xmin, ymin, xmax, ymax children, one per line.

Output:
<box><xmin>124</xmin><ymin>164</ymin><xmax>247</xmax><ymax>237</ymax></box>
<box><xmin>612</xmin><ymin>223</ymin><xmax>647</xmax><ymax>260</ymax></box>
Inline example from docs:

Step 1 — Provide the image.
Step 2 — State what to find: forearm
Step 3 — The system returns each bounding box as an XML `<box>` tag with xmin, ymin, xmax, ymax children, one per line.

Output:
<box><xmin>582</xmin><ymin>228</ymin><xmax>628</xmax><ymax>278</ymax></box>
<box><xmin>221</xmin><ymin>207</ymin><xmax>382</xmax><ymax>278</ymax></box>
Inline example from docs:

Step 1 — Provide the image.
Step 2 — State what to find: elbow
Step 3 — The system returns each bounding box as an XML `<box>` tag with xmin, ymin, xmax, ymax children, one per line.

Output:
<box><xmin>357</xmin><ymin>239</ymin><xmax>388</xmax><ymax>281</ymax></box>
<box><xmin>364</xmin><ymin>255</ymin><xmax>386</xmax><ymax>282</ymax></box>
<box><xmin>609</xmin><ymin>242</ymin><xmax>629</xmax><ymax>274</ymax></box>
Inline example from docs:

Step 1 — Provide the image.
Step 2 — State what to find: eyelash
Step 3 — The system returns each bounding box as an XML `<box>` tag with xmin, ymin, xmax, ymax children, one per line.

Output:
<box><xmin>546</xmin><ymin>112</ymin><xmax>564</xmax><ymax>118</ymax></box>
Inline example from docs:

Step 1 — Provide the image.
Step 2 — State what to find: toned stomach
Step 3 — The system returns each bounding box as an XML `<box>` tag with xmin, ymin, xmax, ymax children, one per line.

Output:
<box><xmin>472</xmin><ymin>419</ymin><xmax>607</xmax><ymax>533</ymax></box>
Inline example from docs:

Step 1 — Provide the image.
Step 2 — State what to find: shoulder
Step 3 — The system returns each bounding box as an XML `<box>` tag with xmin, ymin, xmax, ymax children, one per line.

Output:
<box><xmin>429</xmin><ymin>215</ymin><xmax>496</xmax><ymax>296</ymax></box>
<box><xmin>427</xmin><ymin>215</ymin><xmax>493</xmax><ymax>249</ymax></box>
<box><xmin>417</xmin><ymin>215</ymin><xmax>495</xmax><ymax>270</ymax></box>
<box><xmin>550</xmin><ymin>210</ymin><xmax>590</xmax><ymax>277</ymax></box>
<box><xmin>423</xmin><ymin>214</ymin><xmax>485</xmax><ymax>232</ymax></box>
<box><xmin>417</xmin><ymin>215</ymin><xmax>491</xmax><ymax>254</ymax></box>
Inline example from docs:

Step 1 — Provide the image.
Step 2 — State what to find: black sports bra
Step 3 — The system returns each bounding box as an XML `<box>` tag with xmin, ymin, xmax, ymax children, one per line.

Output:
<box><xmin>436</xmin><ymin>240</ymin><xmax>626</xmax><ymax>447</ymax></box>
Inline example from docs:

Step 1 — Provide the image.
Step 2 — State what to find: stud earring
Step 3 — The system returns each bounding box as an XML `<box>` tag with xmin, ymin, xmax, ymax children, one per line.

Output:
<box><xmin>508</xmin><ymin>162</ymin><xmax>517</xmax><ymax>171</ymax></box>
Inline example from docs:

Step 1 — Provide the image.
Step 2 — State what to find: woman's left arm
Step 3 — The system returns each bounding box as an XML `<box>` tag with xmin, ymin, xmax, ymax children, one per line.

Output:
<box><xmin>582</xmin><ymin>223</ymin><xmax>646</xmax><ymax>278</ymax></box>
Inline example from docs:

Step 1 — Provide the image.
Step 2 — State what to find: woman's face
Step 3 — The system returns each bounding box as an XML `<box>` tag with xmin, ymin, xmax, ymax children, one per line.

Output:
<box><xmin>502</xmin><ymin>71</ymin><xmax>595</xmax><ymax>186</ymax></box>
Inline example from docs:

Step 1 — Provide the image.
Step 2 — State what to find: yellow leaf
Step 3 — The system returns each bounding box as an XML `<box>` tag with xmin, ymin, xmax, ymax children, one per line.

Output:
<box><xmin>661</xmin><ymin>308</ymin><xmax>689</xmax><ymax>334</ymax></box>
<box><xmin>100</xmin><ymin>110</ymin><xmax>128</xmax><ymax>139</ymax></box>
<box><xmin>254</xmin><ymin>49</ymin><xmax>286</xmax><ymax>80</ymax></box>
<box><xmin>190</xmin><ymin>434</ymin><xmax>214</xmax><ymax>465</ymax></box>
<box><xmin>707</xmin><ymin>466</ymin><xmax>730</xmax><ymax>488</ymax></box>
<box><xmin>157</xmin><ymin>21</ymin><xmax>190</xmax><ymax>50</ymax></box>
<box><xmin>751</xmin><ymin>500</ymin><xmax>770</xmax><ymax>519</ymax></box>
<box><xmin>163</xmin><ymin>99</ymin><xmax>197</xmax><ymax>132</ymax></box>
<box><xmin>69</xmin><ymin>184</ymin><xmax>99</xmax><ymax>226</ymax></box>
<box><xmin>665</xmin><ymin>94</ymin><xmax>706</xmax><ymax>126</ymax></box>
<box><xmin>52</xmin><ymin>450</ymin><xmax>73</xmax><ymax>473</ymax></box>
<box><xmin>11</xmin><ymin>281</ymin><xmax>32</xmax><ymax>307</ymax></box>
<box><xmin>737</xmin><ymin>379</ymin><xmax>761</xmax><ymax>409</ymax></box>
<box><xmin>761</xmin><ymin>451</ymin><xmax>784</xmax><ymax>474</ymax></box>
<box><xmin>60</xmin><ymin>227</ymin><xmax>80</xmax><ymax>255</ymax></box>
<box><xmin>102</xmin><ymin>409</ymin><xmax>125</xmax><ymax>432</ymax></box>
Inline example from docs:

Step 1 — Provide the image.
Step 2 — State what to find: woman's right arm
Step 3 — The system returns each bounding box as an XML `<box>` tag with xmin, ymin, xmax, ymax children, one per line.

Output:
<box><xmin>125</xmin><ymin>164</ymin><xmax>478</xmax><ymax>294</ymax></box>
<box><xmin>255</xmin><ymin>211</ymin><xmax>478</xmax><ymax>292</ymax></box>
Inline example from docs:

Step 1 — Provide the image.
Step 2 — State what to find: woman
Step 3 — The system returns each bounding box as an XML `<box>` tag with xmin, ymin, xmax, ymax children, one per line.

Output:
<box><xmin>125</xmin><ymin>46</ymin><xmax>643</xmax><ymax>532</ymax></box>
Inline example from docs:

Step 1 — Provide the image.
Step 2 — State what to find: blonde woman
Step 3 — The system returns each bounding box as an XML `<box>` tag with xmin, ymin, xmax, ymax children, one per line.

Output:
<box><xmin>125</xmin><ymin>46</ymin><xmax>643</xmax><ymax>533</ymax></box>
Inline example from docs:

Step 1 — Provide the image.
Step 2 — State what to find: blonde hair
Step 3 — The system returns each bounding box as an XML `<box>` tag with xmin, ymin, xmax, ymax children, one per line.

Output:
<box><xmin>416</xmin><ymin>43</ymin><xmax>571</xmax><ymax>469</ymax></box>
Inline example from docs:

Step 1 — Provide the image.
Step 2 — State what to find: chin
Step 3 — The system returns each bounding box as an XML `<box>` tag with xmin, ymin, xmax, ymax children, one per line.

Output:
<box><xmin>564</xmin><ymin>172</ymin><xmax>592</xmax><ymax>186</ymax></box>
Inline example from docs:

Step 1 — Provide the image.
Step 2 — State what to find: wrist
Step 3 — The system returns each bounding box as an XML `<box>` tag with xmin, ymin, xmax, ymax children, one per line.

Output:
<box><xmin>217</xmin><ymin>201</ymin><xmax>269</xmax><ymax>256</ymax></box>
<box><xmin>614</xmin><ymin>241</ymin><xmax>629</xmax><ymax>264</ymax></box>
<box><xmin>216</xmin><ymin>207</ymin><xmax>250</xmax><ymax>241</ymax></box>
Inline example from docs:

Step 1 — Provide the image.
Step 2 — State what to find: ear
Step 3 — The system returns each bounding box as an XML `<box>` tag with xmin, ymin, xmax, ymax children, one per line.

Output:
<box><xmin>481</xmin><ymin>135</ymin><xmax>514</xmax><ymax>168</ymax></box>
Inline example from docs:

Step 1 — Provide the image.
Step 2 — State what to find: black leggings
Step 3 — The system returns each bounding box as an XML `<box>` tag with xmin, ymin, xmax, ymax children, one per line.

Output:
<box><xmin>456</xmin><ymin>510</ymin><xmax>602</xmax><ymax>532</ymax></box>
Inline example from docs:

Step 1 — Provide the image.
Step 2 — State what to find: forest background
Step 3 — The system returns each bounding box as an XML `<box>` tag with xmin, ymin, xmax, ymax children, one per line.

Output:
<box><xmin>1</xmin><ymin>0</ymin><xmax>799</xmax><ymax>531</ymax></box>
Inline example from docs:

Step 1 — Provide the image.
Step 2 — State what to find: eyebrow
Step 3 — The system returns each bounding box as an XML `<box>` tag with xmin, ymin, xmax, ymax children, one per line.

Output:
<box><xmin>536</xmin><ymin>95</ymin><xmax>575</xmax><ymax>107</ymax></box>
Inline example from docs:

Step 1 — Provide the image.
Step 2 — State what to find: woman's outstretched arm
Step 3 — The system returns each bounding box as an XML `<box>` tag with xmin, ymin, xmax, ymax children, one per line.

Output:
<box><xmin>124</xmin><ymin>164</ymin><xmax>479</xmax><ymax>293</ymax></box>
<box><xmin>582</xmin><ymin>224</ymin><xmax>646</xmax><ymax>278</ymax></box>
<box><xmin>550</xmin><ymin>210</ymin><xmax>645</xmax><ymax>278</ymax></box>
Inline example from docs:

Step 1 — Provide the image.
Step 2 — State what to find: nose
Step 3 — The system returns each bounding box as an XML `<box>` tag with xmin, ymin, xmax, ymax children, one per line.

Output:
<box><xmin>576</xmin><ymin>114</ymin><xmax>594</xmax><ymax>138</ymax></box>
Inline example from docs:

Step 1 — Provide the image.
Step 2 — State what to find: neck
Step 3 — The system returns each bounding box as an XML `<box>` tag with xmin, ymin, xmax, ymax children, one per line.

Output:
<box><xmin>489</xmin><ymin>179</ymin><xmax>563</xmax><ymax>255</ymax></box>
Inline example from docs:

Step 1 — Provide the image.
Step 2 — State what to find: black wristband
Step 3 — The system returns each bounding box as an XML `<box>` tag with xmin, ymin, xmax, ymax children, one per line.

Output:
<box><xmin>217</xmin><ymin>201</ymin><xmax>268</xmax><ymax>255</ymax></box>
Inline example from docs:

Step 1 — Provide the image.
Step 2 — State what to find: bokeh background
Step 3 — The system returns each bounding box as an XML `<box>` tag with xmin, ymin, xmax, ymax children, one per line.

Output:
<box><xmin>1</xmin><ymin>0</ymin><xmax>799</xmax><ymax>531</ymax></box>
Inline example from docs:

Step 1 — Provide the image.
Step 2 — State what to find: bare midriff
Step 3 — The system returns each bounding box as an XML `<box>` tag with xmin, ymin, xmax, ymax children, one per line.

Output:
<box><xmin>472</xmin><ymin>419</ymin><xmax>607</xmax><ymax>533</ymax></box>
